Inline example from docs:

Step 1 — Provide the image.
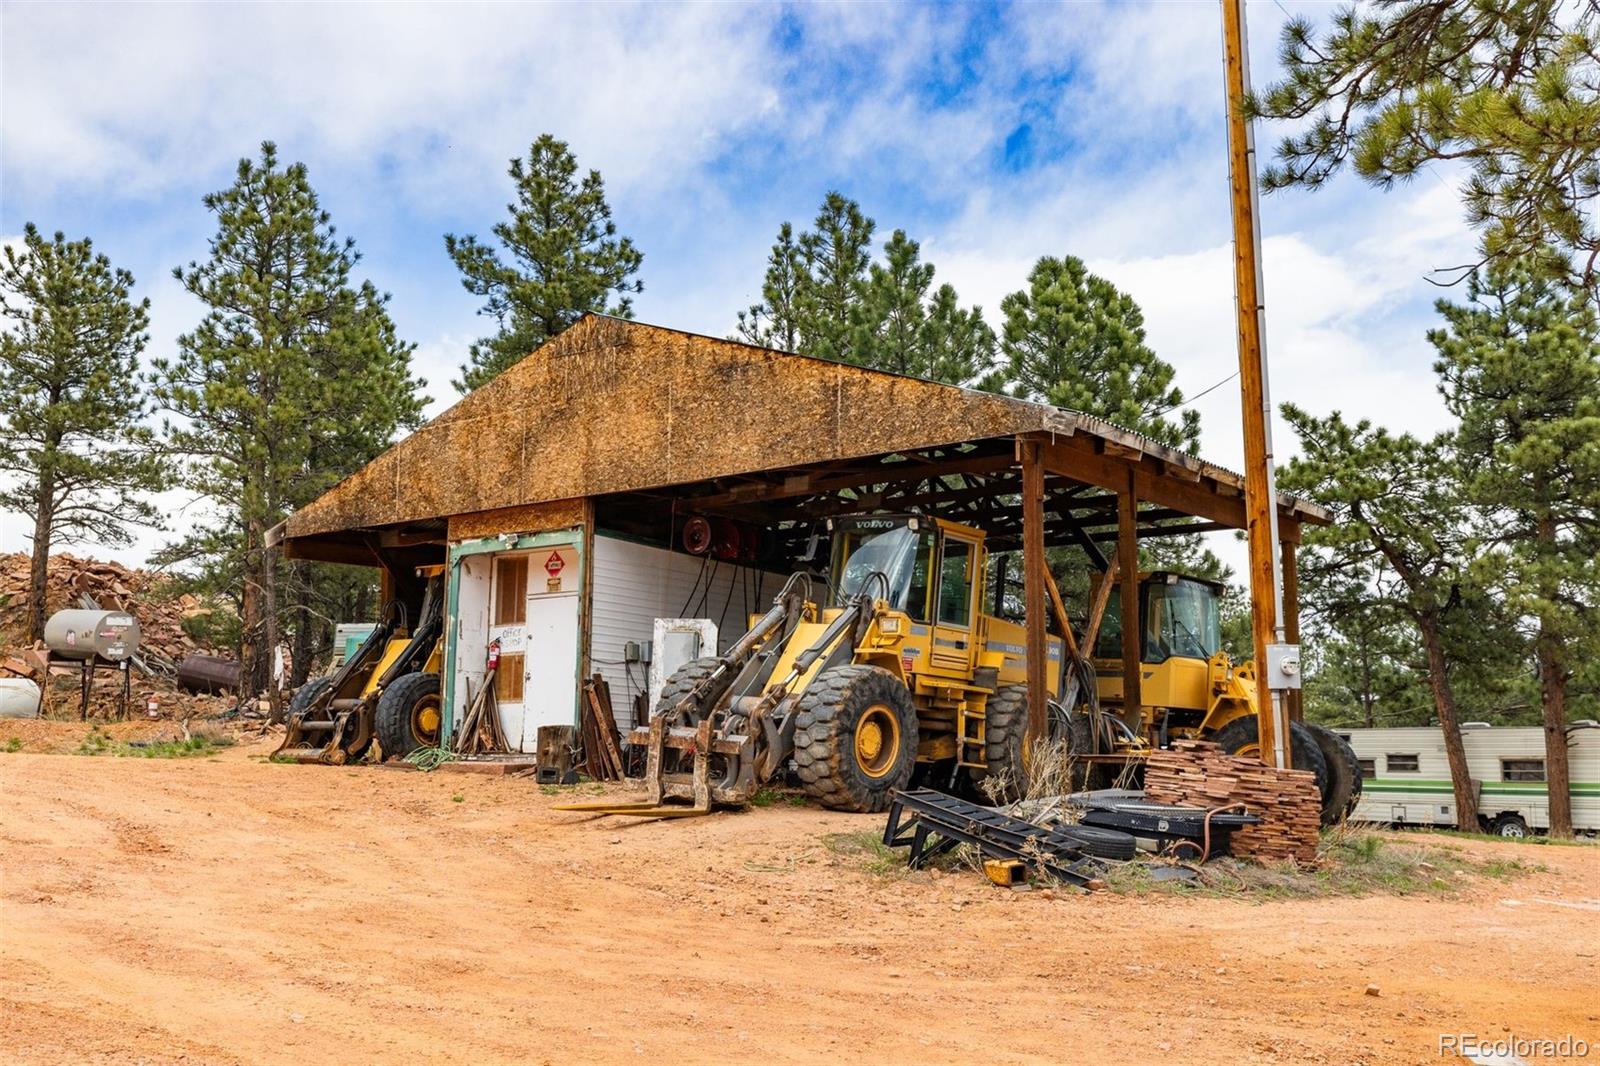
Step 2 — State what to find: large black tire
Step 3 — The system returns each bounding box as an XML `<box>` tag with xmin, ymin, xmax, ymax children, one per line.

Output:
<box><xmin>1305</xmin><ymin>723</ymin><xmax>1362</xmax><ymax>825</ymax></box>
<box><xmin>974</xmin><ymin>684</ymin><xmax>1029</xmax><ymax>802</ymax></box>
<box><xmin>653</xmin><ymin>657</ymin><xmax>724</xmax><ymax>718</ymax></box>
<box><xmin>375</xmin><ymin>672</ymin><xmax>442</xmax><ymax>761</ymax></box>
<box><xmin>1210</xmin><ymin>715</ymin><xmax>1330</xmax><ymax>814</ymax></box>
<box><xmin>287</xmin><ymin>676</ymin><xmax>333</xmax><ymax>720</ymax></box>
<box><xmin>1054</xmin><ymin>824</ymin><xmax>1139</xmax><ymax>861</ymax></box>
<box><xmin>793</xmin><ymin>665</ymin><xmax>918</xmax><ymax>812</ymax></box>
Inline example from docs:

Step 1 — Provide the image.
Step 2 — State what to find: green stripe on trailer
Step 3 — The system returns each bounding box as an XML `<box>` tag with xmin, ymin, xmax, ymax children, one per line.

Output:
<box><xmin>1363</xmin><ymin>779</ymin><xmax>1600</xmax><ymax>796</ymax></box>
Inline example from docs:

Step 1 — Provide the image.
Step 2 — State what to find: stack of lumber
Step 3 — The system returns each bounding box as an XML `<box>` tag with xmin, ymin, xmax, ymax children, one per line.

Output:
<box><xmin>0</xmin><ymin>552</ymin><xmax>224</xmax><ymax>676</ymax></box>
<box><xmin>580</xmin><ymin>675</ymin><xmax>625</xmax><ymax>780</ymax></box>
<box><xmin>1144</xmin><ymin>739</ymin><xmax>1322</xmax><ymax>865</ymax></box>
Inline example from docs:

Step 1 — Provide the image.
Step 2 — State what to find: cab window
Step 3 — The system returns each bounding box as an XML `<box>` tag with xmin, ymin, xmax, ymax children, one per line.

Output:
<box><xmin>936</xmin><ymin>538</ymin><xmax>974</xmax><ymax>627</ymax></box>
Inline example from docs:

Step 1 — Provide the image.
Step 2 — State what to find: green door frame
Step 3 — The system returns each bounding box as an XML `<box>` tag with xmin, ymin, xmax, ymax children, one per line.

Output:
<box><xmin>442</xmin><ymin>528</ymin><xmax>586</xmax><ymax>744</ymax></box>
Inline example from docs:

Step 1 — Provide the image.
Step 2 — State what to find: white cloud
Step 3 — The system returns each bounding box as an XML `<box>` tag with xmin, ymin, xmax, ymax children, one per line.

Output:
<box><xmin>2</xmin><ymin>3</ymin><xmax>784</xmax><ymax>210</ymax></box>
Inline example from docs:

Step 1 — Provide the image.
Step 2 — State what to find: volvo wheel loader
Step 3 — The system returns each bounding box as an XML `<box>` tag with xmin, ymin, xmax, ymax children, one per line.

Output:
<box><xmin>276</xmin><ymin>569</ymin><xmax>445</xmax><ymax>764</ymax></box>
<box><xmin>563</xmin><ymin>514</ymin><xmax>1064</xmax><ymax>817</ymax></box>
<box><xmin>1085</xmin><ymin>570</ymin><xmax>1362</xmax><ymax>825</ymax></box>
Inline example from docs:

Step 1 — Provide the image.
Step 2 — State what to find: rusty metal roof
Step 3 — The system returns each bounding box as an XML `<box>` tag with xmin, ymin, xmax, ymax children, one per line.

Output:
<box><xmin>276</xmin><ymin>315</ymin><xmax>1329</xmax><ymax>542</ymax></box>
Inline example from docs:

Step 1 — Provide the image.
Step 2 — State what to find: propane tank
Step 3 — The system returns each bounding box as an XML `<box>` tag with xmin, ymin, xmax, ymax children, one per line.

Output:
<box><xmin>43</xmin><ymin>609</ymin><xmax>141</xmax><ymax>663</ymax></box>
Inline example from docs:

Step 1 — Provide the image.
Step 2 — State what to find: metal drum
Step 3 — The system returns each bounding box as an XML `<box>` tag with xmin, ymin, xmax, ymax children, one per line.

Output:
<box><xmin>43</xmin><ymin>609</ymin><xmax>141</xmax><ymax>663</ymax></box>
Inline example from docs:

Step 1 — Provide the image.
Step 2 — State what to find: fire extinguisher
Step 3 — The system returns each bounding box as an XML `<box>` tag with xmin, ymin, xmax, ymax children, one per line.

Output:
<box><xmin>484</xmin><ymin>639</ymin><xmax>501</xmax><ymax>674</ymax></box>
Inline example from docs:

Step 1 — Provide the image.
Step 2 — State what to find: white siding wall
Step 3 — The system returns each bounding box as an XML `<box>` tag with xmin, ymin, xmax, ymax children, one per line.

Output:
<box><xmin>589</xmin><ymin>533</ymin><xmax>786</xmax><ymax>729</ymax></box>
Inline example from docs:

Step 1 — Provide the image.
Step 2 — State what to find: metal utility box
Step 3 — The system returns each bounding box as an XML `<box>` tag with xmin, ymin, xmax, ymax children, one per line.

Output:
<box><xmin>44</xmin><ymin>609</ymin><xmax>140</xmax><ymax>663</ymax></box>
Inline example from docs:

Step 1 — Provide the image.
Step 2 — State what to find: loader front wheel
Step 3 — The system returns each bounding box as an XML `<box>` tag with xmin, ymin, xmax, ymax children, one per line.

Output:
<box><xmin>1305</xmin><ymin>722</ymin><xmax>1362</xmax><ymax>824</ymax></box>
<box><xmin>792</xmin><ymin>665</ymin><xmax>917</xmax><ymax>812</ymax></box>
<box><xmin>376</xmin><ymin>671</ymin><xmax>442</xmax><ymax>761</ymax></box>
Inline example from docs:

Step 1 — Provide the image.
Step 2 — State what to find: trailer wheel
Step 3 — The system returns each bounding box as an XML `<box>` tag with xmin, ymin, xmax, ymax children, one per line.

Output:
<box><xmin>1210</xmin><ymin>716</ymin><xmax>1330</xmax><ymax>819</ymax></box>
<box><xmin>1492</xmin><ymin>813</ymin><xmax>1530</xmax><ymax>839</ymax></box>
<box><xmin>1305</xmin><ymin>723</ymin><xmax>1362</xmax><ymax>825</ymax></box>
<box><xmin>793</xmin><ymin>665</ymin><xmax>917</xmax><ymax>813</ymax></box>
<box><xmin>376</xmin><ymin>671</ymin><xmax>442</xmax><ymax>761</ymax></box>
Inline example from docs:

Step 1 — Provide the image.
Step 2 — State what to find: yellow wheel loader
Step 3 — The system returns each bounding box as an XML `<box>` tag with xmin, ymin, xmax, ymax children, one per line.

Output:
<box><xmin>1086</xmin><ymin>571</ymin><xmax>1362</xmax><ymax>825</ymax></box>
<box><xmin>275</xmin><ymin>570</ymin><xmax>445</xmax><ymax>764</ymax></box>
<box><xmin>565</xmin><ymin>514</ymin><xmax>1063</xmax><ymax>817</ymax></box>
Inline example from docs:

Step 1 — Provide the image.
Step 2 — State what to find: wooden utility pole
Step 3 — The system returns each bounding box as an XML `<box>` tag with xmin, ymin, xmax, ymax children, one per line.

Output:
<box><xmin>1221</xmin><ymin>0</ymin><xmax>1294</xmax><ymax>768</ymax></box>
<box><xmin>1020</xmin><ymin>439</ymin><xmax>1048</xmax><ymax>757</ymax></box>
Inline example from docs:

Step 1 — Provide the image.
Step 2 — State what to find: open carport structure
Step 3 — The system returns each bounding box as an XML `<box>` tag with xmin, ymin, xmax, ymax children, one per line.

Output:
<box><xmin>271</xmin><ymin>314</ymin><xmax>1329</xmax><ymax>752</ymax></box>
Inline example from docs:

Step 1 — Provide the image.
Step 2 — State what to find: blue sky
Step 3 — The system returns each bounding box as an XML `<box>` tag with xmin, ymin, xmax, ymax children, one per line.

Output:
<box><xmin>2</xmin><ymin>1</ymin><xmax>1477</xmax><ymax>569</ymax></box>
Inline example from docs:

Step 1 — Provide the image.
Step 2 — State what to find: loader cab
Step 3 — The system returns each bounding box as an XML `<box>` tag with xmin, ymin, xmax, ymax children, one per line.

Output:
<box><xmin>827</xmin><ymin>514</ymin><xmax>985</xmax><ymax>633</ymax></box>
<box><xmin>1092</xmin><ymin>572</ymin><xmax>1225</xmax><ymax>664</ymax></box>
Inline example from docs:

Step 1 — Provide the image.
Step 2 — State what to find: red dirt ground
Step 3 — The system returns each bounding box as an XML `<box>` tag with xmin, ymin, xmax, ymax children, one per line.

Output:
<box><xmin>2</xmin><ymin>732</ymin><xmax>1596</xmax><ymax>1064</ymax></box>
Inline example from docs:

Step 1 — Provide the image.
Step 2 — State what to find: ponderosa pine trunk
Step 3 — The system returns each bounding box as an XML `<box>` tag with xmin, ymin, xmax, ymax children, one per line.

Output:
<box><xmin>27</xmin><ymin>493</ymin><xmax>52</xmax><ymax>643</ymax></box>
<box><xmin>1537</xmin><ymin>623</ymin><xmax>1574</xmax><ymax>838</ymax></box>
<box><xmin>1418</xmin><ymin>612</ymin><xmax>1480</xmax><ymax>831</ymax></box>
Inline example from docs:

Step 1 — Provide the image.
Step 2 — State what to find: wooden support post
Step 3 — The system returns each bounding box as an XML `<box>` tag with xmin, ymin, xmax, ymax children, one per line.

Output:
<box><xmin>1282</xmin><ymin>538</ymin><xmax>1301</xmax><ymax>723</ymax></box>
<box><xmin>1020</xmin><ymin>440</ymin><xmax>1048</xmax><ymax>756</ymax></box>
<box><xmin>1117</xmin><ymin>470</ymin><xmax>1141</xmax><ymax>718</ymax></box>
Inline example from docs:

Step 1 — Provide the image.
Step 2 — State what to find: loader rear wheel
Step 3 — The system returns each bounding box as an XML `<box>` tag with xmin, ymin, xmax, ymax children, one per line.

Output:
<box><xmin>652</xmin><ymin>657</ymin><xmax>724</xmax><ymax>720</ymax></box>
<box><xmin>1210</xmin><ymin>716</ymin><xmax>1330</xmax><ymax>820</ymax></box>
<box><xmin>1305</xmin><ymin>722</ymin><xmax>1362</xmax><ymax>824</ymax></box>
<box><xmin>286</xmin><ymin>676</ymin><xmax>333</xmax><ymax>721</ymax></box>
<box><xmin>793</xmin><ymin>665</ymin><xmax>917</xmax><ymax>813</ymax></box>
<box><xmin>376</xmin><ymin>671</ymin><xmax>442</xmax><ymax>761</ymax></box>
<box><xmin>974</xmin><ymin>684</ymin><xmax>1030</xmax><ymax>803</ymax></box>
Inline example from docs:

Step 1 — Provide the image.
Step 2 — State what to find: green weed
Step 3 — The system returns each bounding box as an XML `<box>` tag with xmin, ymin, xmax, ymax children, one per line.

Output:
<box><xmin>2</xmin><ymin>736</ymin><xmax>23</xmax><ymax>753</ymax></box>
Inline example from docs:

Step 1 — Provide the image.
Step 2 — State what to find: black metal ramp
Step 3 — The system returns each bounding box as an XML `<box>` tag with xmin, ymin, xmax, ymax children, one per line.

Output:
<box><xmin>880</xmin><ymin>789</ymin><xmax>1110</xmax><ymax>889</ymax></box>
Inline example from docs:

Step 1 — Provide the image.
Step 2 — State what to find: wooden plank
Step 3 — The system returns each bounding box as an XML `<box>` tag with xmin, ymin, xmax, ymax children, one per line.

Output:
<box><xmin>1019</xmin><ymin>440</ymin><xmax>1048</xmax><ymax>755</ymax></box>
<box><xmin>1117</xmin><ymin>469</ymin><xmax>1141</xmax><ymax>716</ymax></box>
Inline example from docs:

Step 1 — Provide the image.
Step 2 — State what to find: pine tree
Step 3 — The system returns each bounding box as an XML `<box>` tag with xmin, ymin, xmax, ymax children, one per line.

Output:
<box><xmin>1251</xmin><ymin>1</ymin><xmax>1600</xmax><ymax>294</ymax></box>
<box><xmin>795</xmin><ymin>193</ymin><xmax>875</xmax><ymax>366</ymax></box>
<box><xmin>447</xmin><ymin>134</ymin><xmax>643</xmax><ymax>392</ymax></box>
<box><xmin>737</xmin><ymin>197</ymin><xmax>993</xmax><ymax>385</ymax></box>
<box><xmin>735</xmin><ymin>222</ymin><xmax>804</xmax><ymax>352</ymax></box>
<box><xmin>851</xmin><ymin>230</ymin><xmax>996</xmax><ymax>382</ymax></box>
<box><xmin>150</xmin><ymin>142</ymin><xmax>425</xmax><ymax>708</ymax></box>
<box><xmin>988</xmin><ymin>255</ymin><xmax>1201</xmax><ymax>451</ymax></box>
<box><xmin>1279</xmin><ymin>408</ymin><xmax>1482</xmax><ymax>830</ymax></box>
<box><xmin>0</xmin><ymin>225</ymin><xmax>167</xmax><ymax>641</ymax></box>
<box><xmin>1431</xmin><ymin>259</ymin><xmax>1600</xmax><ymax>836</ymax></box>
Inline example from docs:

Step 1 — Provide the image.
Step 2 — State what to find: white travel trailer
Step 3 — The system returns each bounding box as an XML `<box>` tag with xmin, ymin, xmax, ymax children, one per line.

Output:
<box><xmin>1341</xmin><ymin>722</ymin><xmax>1600</xmax><ymax>837</ymax></box>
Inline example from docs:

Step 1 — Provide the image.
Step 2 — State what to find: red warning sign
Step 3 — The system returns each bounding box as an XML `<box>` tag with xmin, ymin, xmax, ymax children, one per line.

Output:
<box><xmin>544</xmin><ymin>551</ymin><xmax>566</xmax><ymax>577</ymax></box>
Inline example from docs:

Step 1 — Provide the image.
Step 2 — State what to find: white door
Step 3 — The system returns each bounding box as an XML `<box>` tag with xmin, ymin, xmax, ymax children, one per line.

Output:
<box><xmin>524</xmin><ymin>590</ymin><xmax>580</xmax><ymax>743</ymax></box>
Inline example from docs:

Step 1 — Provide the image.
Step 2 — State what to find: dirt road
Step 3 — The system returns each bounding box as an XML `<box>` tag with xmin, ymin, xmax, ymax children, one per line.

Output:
<box><xmin>3</xmin><ymin>740</ymin><xmax>1597</xmax><ymax>1064</ymax></box>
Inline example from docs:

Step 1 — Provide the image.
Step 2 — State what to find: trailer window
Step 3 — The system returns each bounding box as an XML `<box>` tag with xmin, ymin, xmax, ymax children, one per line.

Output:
<box><xmin>1386</xmin><ymin>753</ymin><xmax>1419</xmax><ymax>773</ymax></box>
<box><xmin>1502</xmin><ymin>758</ymin><xmax>1546</xmax><ymax>782</ymax></box>
<box><xmin>1357</xmin><ymin>758</ymin><xmax>1375</xmax><ymax>779</ymax></box>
